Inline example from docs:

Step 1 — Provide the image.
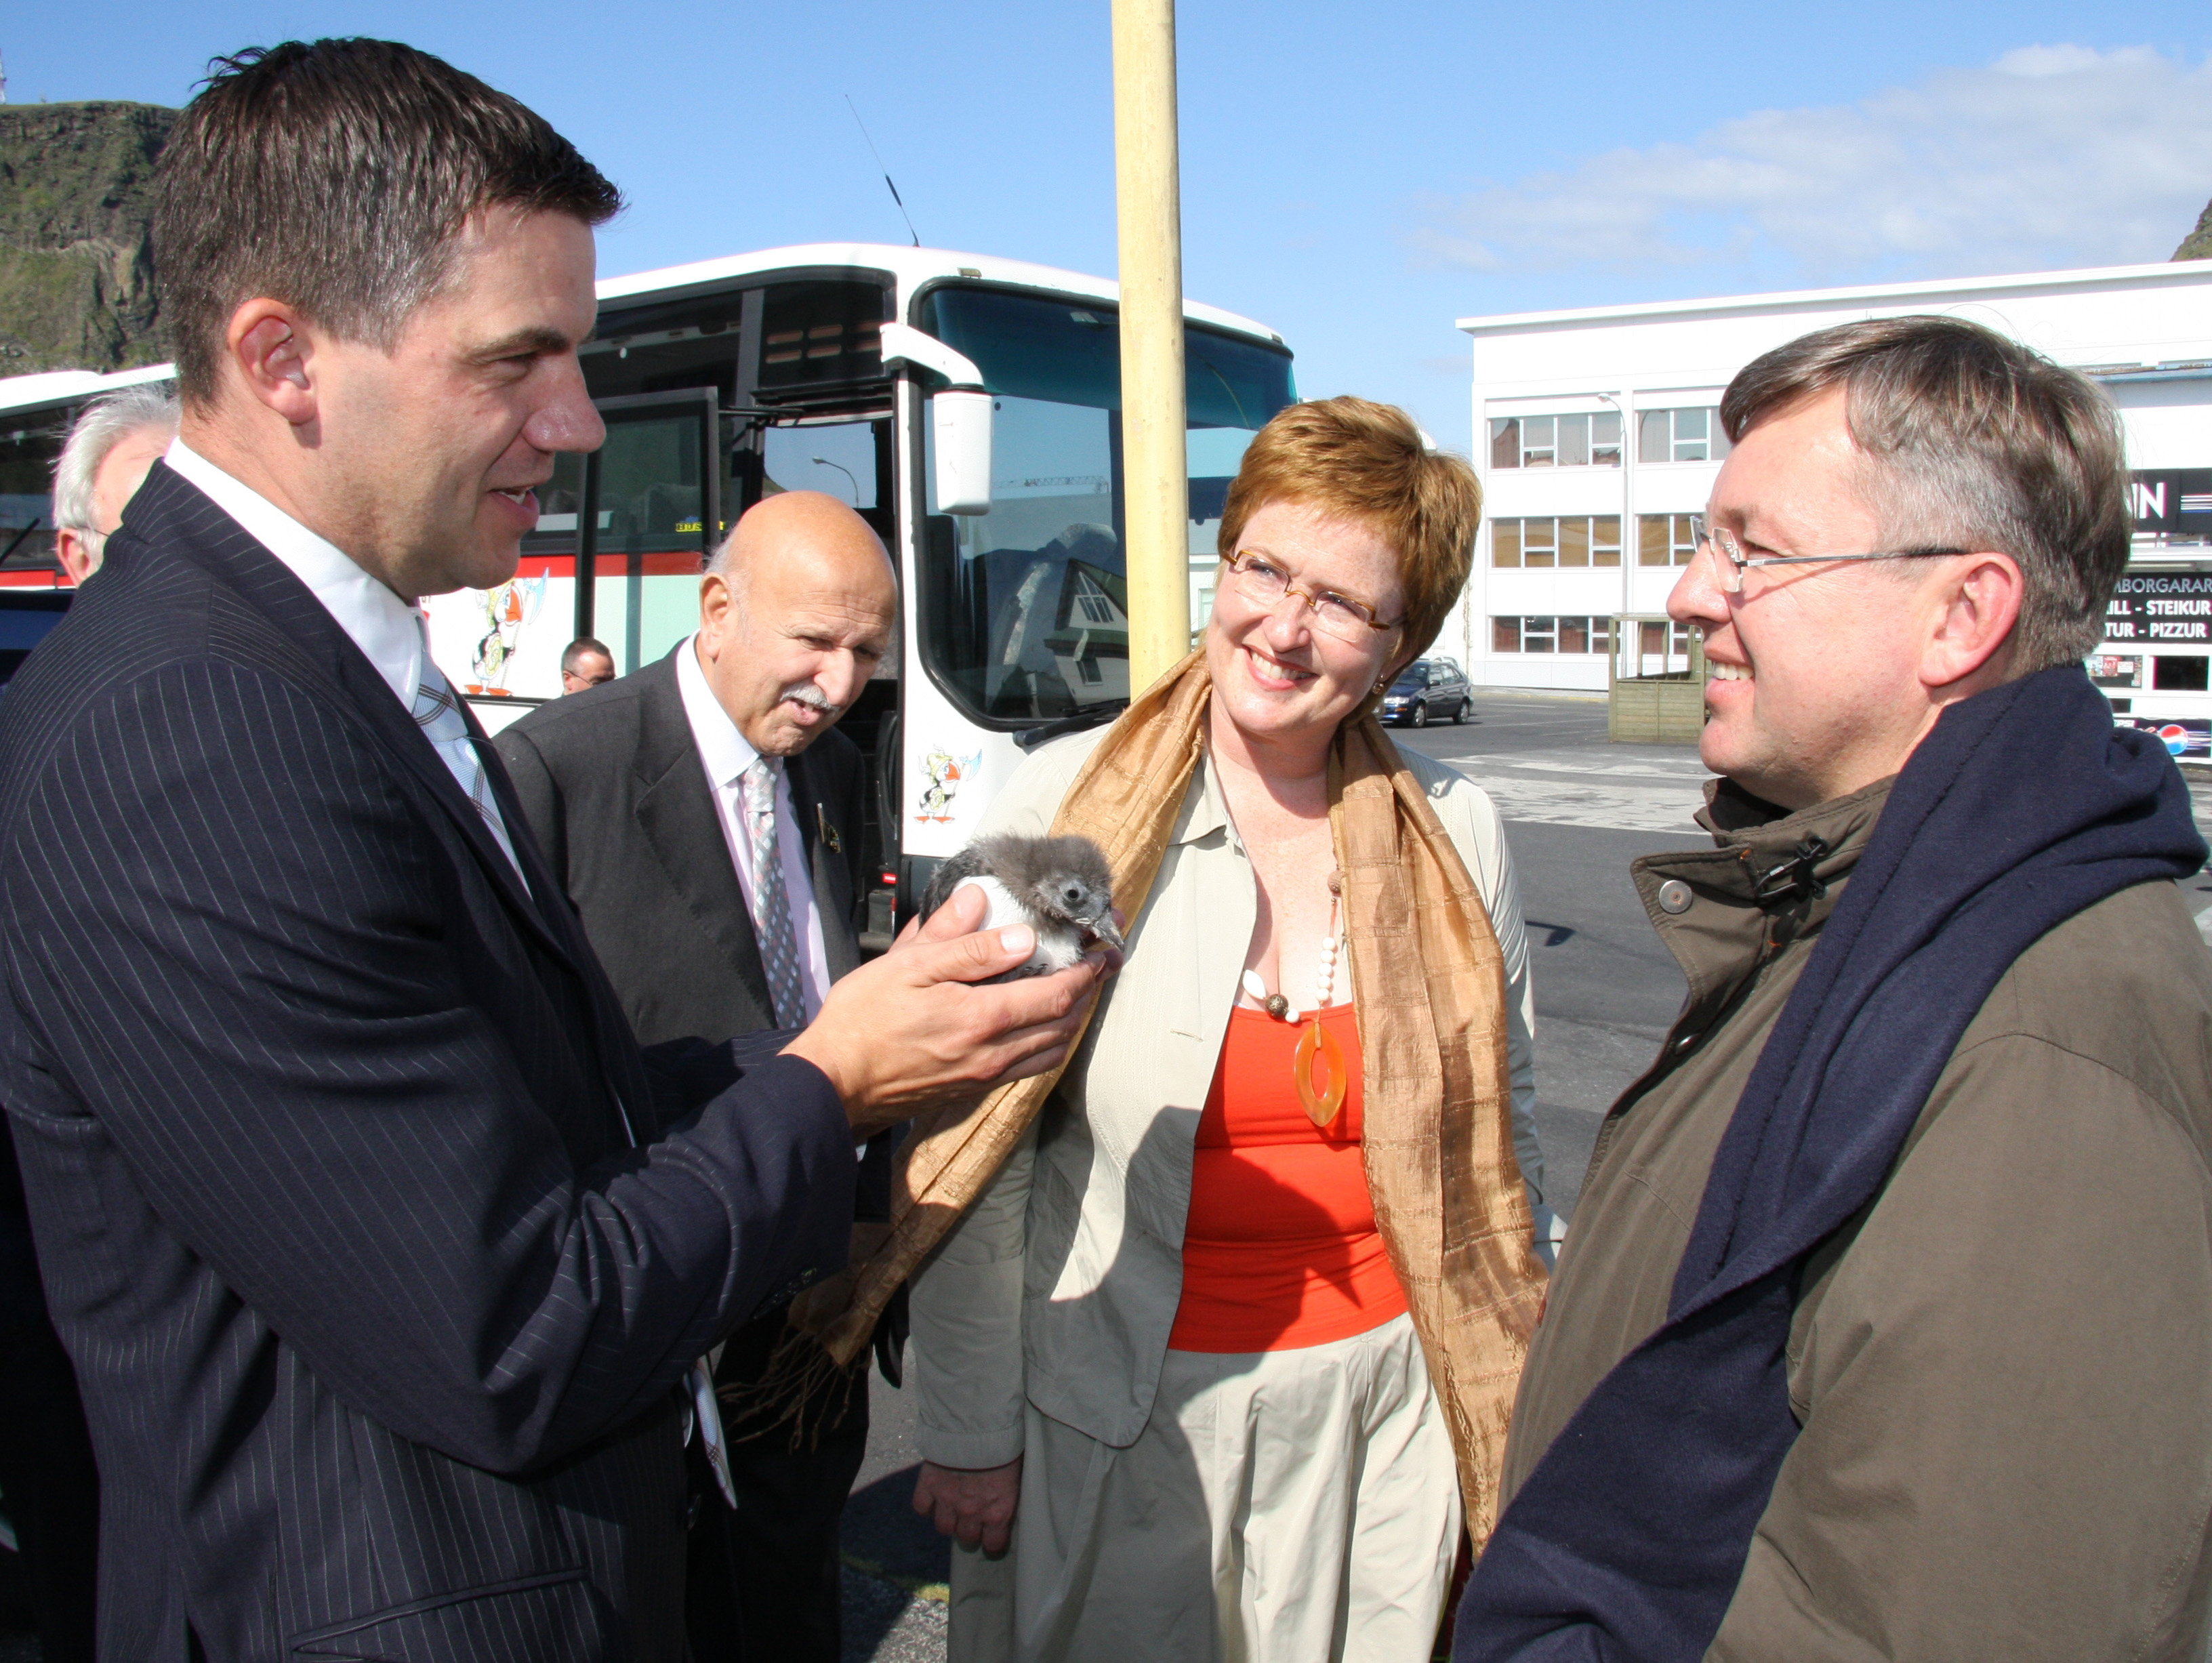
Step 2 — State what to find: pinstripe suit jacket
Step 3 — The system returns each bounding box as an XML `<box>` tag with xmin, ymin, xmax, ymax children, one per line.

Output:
<box><xmin>0</xmin><ymin>461</ymin><xmax>857</xmax><ymax>1663</ymax></box>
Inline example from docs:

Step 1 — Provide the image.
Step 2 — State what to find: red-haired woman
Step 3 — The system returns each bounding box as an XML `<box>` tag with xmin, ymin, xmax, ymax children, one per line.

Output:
<box><xmin>907</xmin><ymin>398</ymin><xmax>1551</xmax><ymax>1662</ymax></box>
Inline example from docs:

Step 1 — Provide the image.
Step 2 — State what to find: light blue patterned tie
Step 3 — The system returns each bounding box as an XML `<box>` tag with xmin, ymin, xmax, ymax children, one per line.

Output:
<box><xmin>411</xmin><ymin>659</ymin><xmax>523</xmax><ymax>878</ymax></box>
<box><xmin>742</xmin><ymin>758</ymin><xmax>807</xmax><ymax>1027</ymax></box>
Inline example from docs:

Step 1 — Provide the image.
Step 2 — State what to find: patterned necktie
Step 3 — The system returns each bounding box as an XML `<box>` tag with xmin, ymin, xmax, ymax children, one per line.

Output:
<box><xmin>741</xmin><ymin>758</ymin><xmax>808</xmax><ymax>1028</ymax></box>
<box><xmin>411</xmin><ymin>657</ymin><xmax>524</xmax><ymax>879</ymax></box>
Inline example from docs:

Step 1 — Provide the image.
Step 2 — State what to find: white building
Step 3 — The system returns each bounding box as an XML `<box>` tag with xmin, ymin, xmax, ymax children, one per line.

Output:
<box><xmin>1452</xmin><ymin>260</ymin><xmax>2212</xmax><ymax>746</ymax></box>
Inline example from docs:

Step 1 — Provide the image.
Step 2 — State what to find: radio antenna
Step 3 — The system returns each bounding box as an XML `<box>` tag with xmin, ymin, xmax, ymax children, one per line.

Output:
<box><xmin>844</xmin><ymin>94</ymin><xmax>921</xmax><ymax>248</ymax></box>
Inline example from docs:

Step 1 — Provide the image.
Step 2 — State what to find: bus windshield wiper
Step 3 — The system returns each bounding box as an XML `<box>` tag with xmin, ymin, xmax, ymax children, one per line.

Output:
<box><xmin>1015</xmin><ymin>703</ymin><xmax>1128</xmax><ymax>752</ymax></box>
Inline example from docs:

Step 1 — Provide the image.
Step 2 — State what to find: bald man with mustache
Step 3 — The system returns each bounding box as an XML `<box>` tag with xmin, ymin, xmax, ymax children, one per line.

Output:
<box><xmin>495</xmin><ymin>490</ymin><xmax>903</xmax><ymax>1663</ymax></box>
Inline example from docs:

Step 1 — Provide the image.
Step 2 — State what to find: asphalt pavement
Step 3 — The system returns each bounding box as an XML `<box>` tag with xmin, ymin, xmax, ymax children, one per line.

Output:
<box><xmin>838</xmin><ymin>1374</ymin><xmax>949</xmax><ymax>1662</ymax></box>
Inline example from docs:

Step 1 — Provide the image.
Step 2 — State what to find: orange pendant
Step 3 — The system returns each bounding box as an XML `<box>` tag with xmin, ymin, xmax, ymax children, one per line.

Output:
<box><xmin>1294</xmin><ymin>1017</ymin><xmax>1348</xmax><ymax>1128</ymax></box>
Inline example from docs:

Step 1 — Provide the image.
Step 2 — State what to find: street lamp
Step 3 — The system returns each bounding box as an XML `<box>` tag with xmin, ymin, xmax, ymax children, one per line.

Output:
<box><xmin>811</xmin><ymin>457</ymin><xmax>859</xmax><ymax>504</ymax></box>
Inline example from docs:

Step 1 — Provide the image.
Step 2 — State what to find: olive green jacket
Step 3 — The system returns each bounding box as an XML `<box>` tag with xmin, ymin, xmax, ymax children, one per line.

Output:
<box><xmin>1501</xmin><ymin>776</ymin><xmax>2212</xmax><ymax>1662</ymax></box>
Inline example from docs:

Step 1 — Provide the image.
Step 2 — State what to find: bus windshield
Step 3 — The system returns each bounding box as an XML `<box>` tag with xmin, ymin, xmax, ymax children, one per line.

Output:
<box><xmin>916</xmin><ymin>287</ymin><xmax>1294</xmax><ymax>727</ymax></box>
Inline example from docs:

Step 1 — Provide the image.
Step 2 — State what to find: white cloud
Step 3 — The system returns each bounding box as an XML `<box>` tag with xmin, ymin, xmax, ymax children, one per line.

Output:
<box><xmin>1411</xmin><ymin>47</ymin><xmax>2212</xmax><ymax>284</ymax></box>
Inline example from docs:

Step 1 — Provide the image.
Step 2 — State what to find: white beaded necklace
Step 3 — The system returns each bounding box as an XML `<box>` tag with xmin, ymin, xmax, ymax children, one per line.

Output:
<box><xmin>1240</xmin><ymin>902</ymin><xmax>1343</xmax><ymax>1021</ymax></box>
<box><xmin>1240</xmin><ymin>871</ymin><xmax>1346</xmax><ymax>1022</ymax></box>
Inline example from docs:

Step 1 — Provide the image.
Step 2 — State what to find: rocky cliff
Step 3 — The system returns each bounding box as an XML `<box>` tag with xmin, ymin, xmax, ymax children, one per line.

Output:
<box><xmin>2175</xmin><ymin>197</ymin><xmax>2212</xmax><ymax>261</ymax></box>
<box><xmin>0</xmin><ymin>100</ymin><xmax>176</xmax><ymax>375</ymax></box>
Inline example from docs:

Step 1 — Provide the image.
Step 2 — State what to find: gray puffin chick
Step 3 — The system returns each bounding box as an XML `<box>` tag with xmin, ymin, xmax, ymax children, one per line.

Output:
<box><xmin>918</xmin><ymin>833</ymin><xmax>1123</xmax><ymax>981</ymax></box>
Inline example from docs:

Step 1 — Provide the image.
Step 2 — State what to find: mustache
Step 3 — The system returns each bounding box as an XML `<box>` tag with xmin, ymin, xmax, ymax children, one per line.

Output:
<box><xmin>779</xmin><ymin>683</ymin><xmax>836</xmax><ymax>714</ymax></box>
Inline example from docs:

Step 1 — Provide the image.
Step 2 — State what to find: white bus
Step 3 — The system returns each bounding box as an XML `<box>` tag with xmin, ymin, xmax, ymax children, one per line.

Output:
<box><xmin>0</xmin><ymin>244</ymin><xmax>1299</xmax><ymax>941</ymax></box>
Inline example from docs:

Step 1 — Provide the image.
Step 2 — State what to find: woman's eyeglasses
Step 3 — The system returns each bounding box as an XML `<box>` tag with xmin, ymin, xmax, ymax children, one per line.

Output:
<box><xmin>1222</xmin><ymin>550</ymin><xmax>1401</xmax><ymax>643</ymax></box>
<box><xmin>1690</xmin><ymin>515</ymin><xmax>1969</xmax><ymax>596</ymax></box>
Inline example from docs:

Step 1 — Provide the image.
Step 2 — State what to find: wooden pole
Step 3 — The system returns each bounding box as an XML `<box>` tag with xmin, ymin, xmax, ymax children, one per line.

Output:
<box><xmin>1111</xmin><ymin>0</ymin><xmax>1189</xmax><ymax>693</ymax></box>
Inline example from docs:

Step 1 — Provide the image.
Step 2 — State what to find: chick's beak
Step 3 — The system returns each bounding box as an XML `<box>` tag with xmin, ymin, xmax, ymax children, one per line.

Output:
<box><xmin>1086</xmin><ymin>911</ymin><xmax>1126</xmax><ymax>952</ymax></box>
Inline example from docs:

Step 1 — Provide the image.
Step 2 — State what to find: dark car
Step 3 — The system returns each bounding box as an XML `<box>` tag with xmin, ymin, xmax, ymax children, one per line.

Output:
<box><xmin>1379</xmin><ymin>657</ymin><xmax>1470</xmax><ymax>727</ymax></box>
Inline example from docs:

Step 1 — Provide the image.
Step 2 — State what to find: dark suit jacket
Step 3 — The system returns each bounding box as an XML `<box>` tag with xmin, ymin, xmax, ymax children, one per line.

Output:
<box><xmin>0</xmin><ymin>463</ymin><xmax>856</xmax><ymax>1663</ymax></box>
<box><xmin>493</xmin><ymin>648</ymin><xmax>867</xmax><ymax>1053</ymax></box>
<box><xmin>494</xmin><ymin>649</ymin><xmax>899</xmax><ymax>1275</ymax></box>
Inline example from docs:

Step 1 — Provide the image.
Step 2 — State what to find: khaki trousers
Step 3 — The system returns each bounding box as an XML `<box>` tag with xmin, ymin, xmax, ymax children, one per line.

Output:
<box><xmin>947</xmin><ymin>1313</ymin><xmax>1458</xmax><ymax>1663</ymax></box>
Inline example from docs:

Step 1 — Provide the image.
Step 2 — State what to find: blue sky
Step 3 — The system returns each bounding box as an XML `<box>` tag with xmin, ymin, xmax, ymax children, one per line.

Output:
<box><xmin>10</xmin><ymin>2</ymin><xmax>2212</xmax><ymax>454</ymax></box>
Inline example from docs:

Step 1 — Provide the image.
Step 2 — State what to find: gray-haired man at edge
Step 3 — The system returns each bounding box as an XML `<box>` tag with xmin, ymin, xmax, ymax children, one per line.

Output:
<box><xmin>51</xmin><ymin>384</ymin><xmax>178</xmax><ymax>586</ymax></box>
<box><xmin>0</xmin><ymin>39</ymin><xmax>1104</xmax><ymax>1663</ymax></box>
<box><xmin>1457</xmin><ymin>317</ymin><xmax>2212</xmax><ymax>1662</ymax></box>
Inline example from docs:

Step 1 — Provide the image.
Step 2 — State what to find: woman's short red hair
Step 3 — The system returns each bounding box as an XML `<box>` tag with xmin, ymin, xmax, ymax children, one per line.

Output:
<box><xmin>1218</xmin><ymin>396</ymin><xmax>1483</xmax><ymax>665</ymax></box>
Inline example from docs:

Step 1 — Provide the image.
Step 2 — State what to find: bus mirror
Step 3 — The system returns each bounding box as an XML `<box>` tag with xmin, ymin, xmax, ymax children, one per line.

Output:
<box><xmin>878</xmin><ymin>323</ymin><xmax>993</xmax><ymax>516</ymax></box>
<box><xmin>932</xmin><ymin>390</ymin><xmax>994</xmax><ymax>516</ymax></box>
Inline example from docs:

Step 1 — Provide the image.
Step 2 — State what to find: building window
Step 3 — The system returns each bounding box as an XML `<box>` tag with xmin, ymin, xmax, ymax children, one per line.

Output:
<box><xmin>1637</xmin><ymin>407</ymin><xmax>1731</xmax><ymax>464</ymax></box>
<box><xmin>1638</xmin><ymin>513</ymin><xmax>1699</xmax><ymax>567</ymax></box>
<box><xmin>1633</xmin><ymin>620</ymin><xmax>1698</xmax><ymax>660</ymax></box>
<box><xmin>1490</xmin><ymin>413</ymin><xmax>1622</xmax><ymax>470</ymax></box>
<box><xmin>1492</xmin><ymin>615</ymin><xmax>1613</xmax><ymax>654</ymax></box>
<box><xmin>1491</xmin><ymin>516</ymin><xmax>1622</xmax><ymax>568</ymax></box>
<box><xmin>2154</xmin><ymin>655</ymin><xmax>2211</xmax><ymax>692</ymax></box>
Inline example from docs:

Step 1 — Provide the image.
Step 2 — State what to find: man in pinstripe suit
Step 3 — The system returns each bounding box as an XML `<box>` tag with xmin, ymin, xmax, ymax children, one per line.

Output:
<box><xmin>0</xmin><ymin>40</ymin><xmax>1102</xmax><ymax>1663</ymax></box>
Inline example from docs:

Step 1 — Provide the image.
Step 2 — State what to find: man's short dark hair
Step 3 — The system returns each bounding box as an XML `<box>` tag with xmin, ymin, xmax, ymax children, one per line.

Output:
<box><xmin>561</xmin><ymin>637</ymin><xmax>613</xmax><ymax>675</ymax></box>
<box><xmin>1721</xmin><ymin>316</ymin><xmax>2129</xmax><ymax>672</ymax></box>
<box><xmin>155</xmin><ymin>39</ymin><xmax>622</xmax><ymax>405</ymax></box>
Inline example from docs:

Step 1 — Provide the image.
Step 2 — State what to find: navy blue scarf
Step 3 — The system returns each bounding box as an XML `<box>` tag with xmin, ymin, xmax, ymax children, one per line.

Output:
<box><xmin>1456</xmin><ymin>666</ymin><xmax>2207</xmax><ymax>1662</ymax></box>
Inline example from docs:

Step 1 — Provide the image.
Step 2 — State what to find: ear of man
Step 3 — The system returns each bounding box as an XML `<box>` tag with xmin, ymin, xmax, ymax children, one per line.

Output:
<box><xmin>1919</xmin><ymin>551</ymin><xmax>2025</xmax><ymax>695</ymax></box>
<box><xmin>697</xmin><ymin>568</ymin><xmax>737</xmax><ymax>635</ymax></box>
<box><xmin>55</xmin><ymin>529</ymin><xmax>97</xmax><ymax>587</ymax></box>
<box><xmin>224</xmin><ymin>300</ymin><xmax>321</xmax><ymax>432</ymax></box>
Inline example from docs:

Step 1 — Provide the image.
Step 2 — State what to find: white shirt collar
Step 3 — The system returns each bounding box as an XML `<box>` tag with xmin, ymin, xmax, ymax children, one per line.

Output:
<box><xmin>164</xmin><ymin>440</ymin><xmax>424</xmax><ymax>710</ymax></box>
<box><xmin>674</xmin><ymin>630</ymin><xmax>768</xmax><ymax>788</ymax></box>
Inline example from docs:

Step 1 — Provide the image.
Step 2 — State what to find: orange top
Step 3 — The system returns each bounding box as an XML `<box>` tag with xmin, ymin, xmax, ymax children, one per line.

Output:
<box><xmin>1168</xmin><ymin>1003</ymin><xmax>1408</xmax><ymax>1353</ymax></box>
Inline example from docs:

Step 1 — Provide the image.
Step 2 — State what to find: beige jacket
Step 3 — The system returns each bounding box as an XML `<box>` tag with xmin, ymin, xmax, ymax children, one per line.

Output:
<box><xmin>1504</xmin><ymin>777</ymin><xmax>2212</xmax><ymax>1661</ymax></box>
<box><xmin>909</xmin><ymin>727</ymin><xmax>1538</xmax><ymax>1468</ymax></box>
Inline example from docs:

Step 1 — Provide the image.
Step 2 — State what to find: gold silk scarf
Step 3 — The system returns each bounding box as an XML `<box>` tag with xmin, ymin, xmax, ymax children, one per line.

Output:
<box><xmin>781</xmin><ymin>649</ymin><xmax>1546</xmax><ymax>1542</ymax></box>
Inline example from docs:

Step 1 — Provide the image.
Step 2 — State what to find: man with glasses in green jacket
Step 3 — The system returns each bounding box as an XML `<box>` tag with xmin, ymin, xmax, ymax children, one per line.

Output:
<box><xmin>1460</xmin><ymin>315</ymin><xmax>2212</xmax><ymax>1663</ymax></box>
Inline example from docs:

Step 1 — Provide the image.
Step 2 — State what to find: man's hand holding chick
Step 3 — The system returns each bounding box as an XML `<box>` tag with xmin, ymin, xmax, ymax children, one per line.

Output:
<box><xmin>782</xmin><ymin>882</ymin><xmax>1115</xmax><ymax>1138</ymax></box>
